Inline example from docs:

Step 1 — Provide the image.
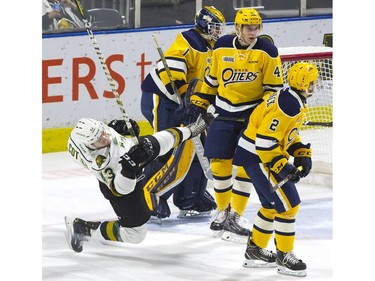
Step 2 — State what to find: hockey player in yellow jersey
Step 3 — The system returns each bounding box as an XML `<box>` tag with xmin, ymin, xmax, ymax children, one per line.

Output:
<box><xmin>233</xmin><ymin>62</ymin><xmax>319</xmax><ymax>277</ymax></box>
<box><xmin>187</xmin><ymin>8</ymin><xmax>284</xmax><ymax>241</ymax></box>
<box><xmin>140</xmin><ymin>6</ymin><xmax>225</xmax><ymax>219</ymax></box>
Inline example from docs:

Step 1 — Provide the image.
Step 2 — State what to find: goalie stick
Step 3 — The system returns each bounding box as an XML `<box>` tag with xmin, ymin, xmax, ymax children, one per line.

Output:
<box><xmin>73</xmin><ymin>0</ymin><xmax>139</xmax><ymax>145</ymax></box>
<box><xmin>151</xmin><ymin>34</ymin><xmax>213</xmax><ymax>180</ymax></box>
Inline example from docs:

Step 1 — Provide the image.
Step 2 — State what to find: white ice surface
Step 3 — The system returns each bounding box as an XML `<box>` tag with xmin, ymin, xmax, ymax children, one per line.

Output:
<box><xmin>43</xmin><ymin>152</ymin><xmax>333</xmax><ymax>281</ymax></box>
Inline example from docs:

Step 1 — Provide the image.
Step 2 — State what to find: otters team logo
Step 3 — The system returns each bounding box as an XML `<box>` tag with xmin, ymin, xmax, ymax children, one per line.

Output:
<box><xmin>222</xmin><ymin>68</ymin><xmax>259</xmax><ymax>87</ymax></box>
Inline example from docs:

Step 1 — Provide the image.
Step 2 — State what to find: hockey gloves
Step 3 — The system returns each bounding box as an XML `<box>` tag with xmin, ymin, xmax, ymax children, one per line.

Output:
<box><xmin>175</xmin><ymin>105</ymin><xmax>205</xmax><ymax>126</ymax></box>
<box><xmin>287</xmin><ymin>142</ymin><xmax>312</xmax><ymax>178</ymax></box>
<box><xmin>120</xmin><ymin>137</ymin><xmax>155</xmax><ymax>177</ymax></box>
<box><xmin>175</xmin><ymin>92</ymin><xmax>210</xmax><ymax>125</ymax></box>
<box><xmin>293</xmin><ymin>157</ymin><xmax>312</xmax><ymax>178</ymax></box>
<box><xmin>278</xmin><ymin>163</ymin><xmax>302</xmax><ymax>184</ymax></box>
<box><xmin>108</xmin><ymin>119</ymin><xmax>140</xmax><ymax>137</ymax></box>
<box><xmin>269</xmin><ymin>155</ymin><xmax>302</xmax><ymax>184</ymax></box>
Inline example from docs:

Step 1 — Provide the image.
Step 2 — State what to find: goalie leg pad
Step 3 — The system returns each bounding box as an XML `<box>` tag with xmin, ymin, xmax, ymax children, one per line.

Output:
<box><xmin>173</xmin><ymin>158</ymin><xmax>216</xmax><ymax>213</ymax></box>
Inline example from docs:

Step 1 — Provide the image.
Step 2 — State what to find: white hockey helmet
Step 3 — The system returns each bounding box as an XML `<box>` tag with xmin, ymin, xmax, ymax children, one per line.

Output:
<box><xmin>71</xmin><ymin>118</ymin><xmax>104</xmax><ymax>145</ymax></box>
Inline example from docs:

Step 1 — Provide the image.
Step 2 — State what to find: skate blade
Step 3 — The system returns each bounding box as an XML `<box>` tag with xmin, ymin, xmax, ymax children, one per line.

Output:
<box><xmin>243</xmin><ymin>259</ymin><xmax>277</xmax><ymax>268</ymax></box>
<box><xmin>221</xmin><ymin>231</ymin><xmax>247</xmax><ymax>244</ymax></box>
<box><xmin>64</xmin><ymin>216</ymin><xmax>85</xmax><ymax>252</ymax></box>
<box><xmin>211</xmin><ymin>229</ymin><xmax>224</xmax><ymax>238</ymax></box>
<box><xmin>64</xmin><ymin>216</ymin><xmax>74</xmax><ymax>251</ymax></box>
<box><xmin>148</xmin><ymin>216</ymin><xmax>163</xmax><ymax>224</ymax></box>
<box><xmin>177</xmin><ymin>210</ymin><xmax>212</xmax><ymax>218</ymax></box>
<box><xmin>277</xmin><ymin>266</ymin><xmax>307</xmax><ymax>277</ymax></box>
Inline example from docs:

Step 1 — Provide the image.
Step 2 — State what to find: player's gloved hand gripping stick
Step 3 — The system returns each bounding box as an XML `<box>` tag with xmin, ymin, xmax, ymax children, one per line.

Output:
<box><xmin>270</xmin><ymin>166</ymin><xmax>303</xmax><ymax>192</ymax></box>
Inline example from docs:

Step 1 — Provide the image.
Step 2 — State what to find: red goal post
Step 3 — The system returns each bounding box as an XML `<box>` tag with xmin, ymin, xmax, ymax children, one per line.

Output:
<box><xmin>279</xmin><ymin>46</ymin><xmax>333</xmax><ymax>185</ymax></box>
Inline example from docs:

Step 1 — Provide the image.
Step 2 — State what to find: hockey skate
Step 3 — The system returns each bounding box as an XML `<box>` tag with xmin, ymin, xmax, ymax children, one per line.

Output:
<box><xmin>64</xmin><ymin>216</ymin><xmax>100</xmax><ymax>252</ymax></box>
<box><xmin>210</xmin><ymin>206</ymin><xmax>230</xmax><ymax>237</ymax></box>
<box><xmin>150</xmin><ymin>196</ymin><xmax>171</xmax><ymax>219</ymax></box>
<box><xmin>177</xmin><ymin>208</ymin><xmax>212</xmax><ymax>218</ymax></box>
<box><xmin>276</xmin><ymin>250</ymin><xmax>307</xmax><ymax>277</ymax></box>
<box><xmin>177</xmin><ymin>191</ymin><xmax>216</xmax><ymax>218</ymax></box>
<box><xmin>221</xmin><ymin>211</ymin><xmax>251</xmax><ymax>243</ymax></box>
<box><xmin>243</xmin><ymin>239</ymin><xmax>277</xmax><ymax>268</ymax></box>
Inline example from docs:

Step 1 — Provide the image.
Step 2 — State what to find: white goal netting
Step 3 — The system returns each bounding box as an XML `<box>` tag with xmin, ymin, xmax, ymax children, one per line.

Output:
<box><xmin>279</xmin><ymin>46</ymin><xmax>333</xmax><ymax>186</ymax></box>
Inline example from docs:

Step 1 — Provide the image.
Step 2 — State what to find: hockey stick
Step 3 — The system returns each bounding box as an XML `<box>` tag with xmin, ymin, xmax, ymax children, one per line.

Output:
<box><xmin>270</xmin><ymin>166</ymin><xmax>303</xmax><ymax>193</ymax></box>
<box><xmin>214</xmin><ymin>117</ymin><xmax>333</xmax><ymax>127</ymax></box>
<box><xmin>303</xmin><ymin>121</ymin><xmax>333</xmax><ymax>127</ymax></box>
<box><xmin>151</xmin><ymin>34</ymin><xmax>213</xmax><ymax>180</ymax></box>
<box><xmin>73</xmin><ymin>0</ymin><xmax>139</xmax><ymax>145</ymax></box>
<box><xmin>151</xmin><ymin>34</ymin><xmax>183</xmax><ymax>110</ymax></box>
<box><xmin>215</xmin><ymin>116</ymin><xmax>247</xmax><ymax>122</ymax></box>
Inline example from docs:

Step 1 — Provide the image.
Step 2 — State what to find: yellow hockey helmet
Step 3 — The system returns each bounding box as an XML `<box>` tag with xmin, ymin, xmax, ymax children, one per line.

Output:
<box><xmin>288</xmin><ymin>62</ymin><xmax>319</xmax><ymax>94</ymax></box>
<box><xmin>57</xmin><ymin>18</ymin><xmax>78</xmax><ymax>29</ymax></box>
<box><xmin>195</xmin><ymin>6</ymin><xmax>226</xmax><ymax>41</ymax></box>
<box><xmin>234</xmin><ymin>8</ymin><xmax>262</xmax><ymax>27</ymax></box>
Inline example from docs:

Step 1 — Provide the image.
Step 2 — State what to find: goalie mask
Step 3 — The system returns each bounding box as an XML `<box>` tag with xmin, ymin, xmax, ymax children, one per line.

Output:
<box><xmin>195</xmin><ymin>6</ymin><xmax>225</xmax><ymax>41</ymax></box>
<box><xmin>288</xmin><ymin>62</ymin><xmax>319</xmax><ymax>96</ymax></box>
<box><xmin>71</xmin><ymin>118</ymin><xmax>105</xmax><ymax>145</ymax></box>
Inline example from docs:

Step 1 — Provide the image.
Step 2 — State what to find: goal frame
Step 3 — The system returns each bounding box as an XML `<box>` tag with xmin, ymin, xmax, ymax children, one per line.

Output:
<box><xmin>278</xmin><ymin>46</ymin><xmax>333</xmax><ymax>185</ymax></box>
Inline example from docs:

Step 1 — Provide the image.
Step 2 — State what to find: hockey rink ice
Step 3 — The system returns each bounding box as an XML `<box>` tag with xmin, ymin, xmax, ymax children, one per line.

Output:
<box><xmin>42</xmin><ymin>151</ymin><xmax>333</xmax><ymax>281</ymax></box>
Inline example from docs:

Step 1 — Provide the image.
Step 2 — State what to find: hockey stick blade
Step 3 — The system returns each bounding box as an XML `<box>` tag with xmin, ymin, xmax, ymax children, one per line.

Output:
<box><xmin>270</xmin><ymin>166</ymin><xmax>303</xmax><ymax>192</ymax></box>
<box><xmin>74</xmin><ymin>0</ymin><xmax>139</xmax><ymax>144</ymax></box>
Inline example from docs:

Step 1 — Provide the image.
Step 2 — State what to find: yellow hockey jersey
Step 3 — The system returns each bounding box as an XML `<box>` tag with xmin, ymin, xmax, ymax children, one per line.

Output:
<box><xmin>233</xmin><ymin>87</ymin><xmax>308</xmax><ymax>167</ymax></box>
<box><xmin>141</xmin><ymin>28</ymin><xmax>215</xmax><ymax>103</ymax></box>
<box><xmin>199</xmin><ymin>35</ymin><xmax>284</xmax><ymax>112</ymax></box>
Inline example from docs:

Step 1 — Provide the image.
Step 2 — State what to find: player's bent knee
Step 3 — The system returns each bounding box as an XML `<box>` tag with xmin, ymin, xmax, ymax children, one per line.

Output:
<box><xmin>211</xmin><ymin>158</ymin><xmax>233</xmax><ymax>177</ymax></box>
<box><xmin>278</xmin><ymin>205</ymin><xmax>300</xmax><ymax>218</ymax></box>
<box><xmin>119</xmin><ymin>224</ymin><xmax>147</xmax><ymax>244</ymax></box>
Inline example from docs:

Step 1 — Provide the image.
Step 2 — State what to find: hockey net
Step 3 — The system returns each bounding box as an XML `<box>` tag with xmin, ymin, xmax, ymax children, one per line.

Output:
<box><xmin>279</xmin><ymin>46</ymin><xmax>333</xmax><ymax>186</ymax></box>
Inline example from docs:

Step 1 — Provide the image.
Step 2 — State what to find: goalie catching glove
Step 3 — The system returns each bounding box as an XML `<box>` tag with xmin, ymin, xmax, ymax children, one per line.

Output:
<box><xmin>287</xmin><ymin>142</ymin><xmax>312</xmax><ymax>178</ymax></box>
<box><xmin>108</xmin><ymin>119</ymin><xmax>140</xmax><ymax>137</ymax></box>
<box><xmin>268</xmin><ymin>155</ymin><xmax>302</xmax><ymax>184</ymax></box>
